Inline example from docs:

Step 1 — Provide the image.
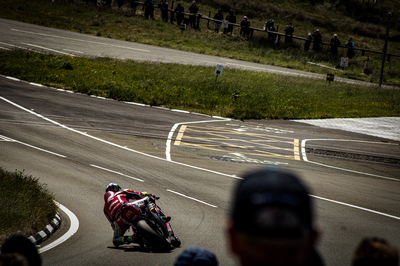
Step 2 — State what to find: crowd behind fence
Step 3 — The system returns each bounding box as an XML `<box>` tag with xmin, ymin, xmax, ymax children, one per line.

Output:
<box><xmin>102</xmin><ymin>0</ymin><xmax>398</xmax><ymax>61</ymax></box>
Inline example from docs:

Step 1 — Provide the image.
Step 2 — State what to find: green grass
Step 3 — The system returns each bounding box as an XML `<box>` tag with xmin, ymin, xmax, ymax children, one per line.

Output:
<box><xmin>1</xmin><ymin>49</ymin><xmax>399</xmax><ymax>119</ymax></box>
<box><xmin>0</xmin><ymin>0</ymin><xmax>399</xmax><ymax>86</ymax></box>
<box><xmin>0</xmin><ymin>168</ymin><xmax>58</xmax><ymax>245</ymax></box>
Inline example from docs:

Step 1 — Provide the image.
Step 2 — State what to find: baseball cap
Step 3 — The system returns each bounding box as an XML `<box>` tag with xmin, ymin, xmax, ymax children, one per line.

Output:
<box><xmin>174</xmin><ymin>246</ymin><xmax>219</xmax><ymax>266</ymax></box>
<box><xmin>230</xmin><ymin>167</ymin><xmax>313</xmax><ymax>239</ymax></box>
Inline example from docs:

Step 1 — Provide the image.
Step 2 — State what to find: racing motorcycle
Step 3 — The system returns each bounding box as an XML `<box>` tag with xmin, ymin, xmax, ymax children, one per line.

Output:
<box><xmin>133</xmin><ymin>195</ymin><xmax>181</xmax><ymax>250</ymax></box>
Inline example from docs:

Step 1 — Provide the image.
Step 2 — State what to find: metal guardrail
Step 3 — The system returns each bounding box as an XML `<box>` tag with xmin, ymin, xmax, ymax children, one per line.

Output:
<box><xmin>133</xmin><ymin>1</ymin><xmax>398</xmax><ymax>61</ymax></box>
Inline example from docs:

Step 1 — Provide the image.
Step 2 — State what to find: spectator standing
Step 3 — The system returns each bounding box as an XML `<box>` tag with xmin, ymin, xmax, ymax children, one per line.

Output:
<box><xmin>227</xmin><ymin>167</ymin><xmax>324</xmax><ymax>266</ymax></box>
<box><xmin>240</xmin><ymin>16</ymin><xmax>250</xmax><ymax>38</ymax></box>
<box><xmin>174</xmin><ymin>3</ymin><xmax>184</xmax><ymax>26</ymax></box>
<box><xmin>129</xmin><ymin>0</ymin><xmax>138</xmax><ymax>14</ymax></box>
<box><xmin>264</xmin><ymin>19</ymin><xmax>276</xmax><ymax>40</ymax></box>
<box><xmin>117</xmin><ymin>0</ymin><xmax>124</xmax><ymax>9</ymax></box>
<box><xmin>312</xmin><ymin>29</ymin><xmax>322</xmax><ymax>51</ymax></box>
<box><xmin>213</xmin><ymin>9</ymin><xmax>224</xmax><ymax>33</ymax></box>
<box><xmin>188</xmin><ymin>1</ymin><xmax>199</xmax><ymax>29</ymax></box>
<box><xmin>224</xmin><ymin>10</ymin><xmax>236</xmax><ymax>36</ymax></box>
<box><xmin>284</xmin><ymin>21</ymin><xmax>294</xmax><ymax>43</ymax></box>
<box><xmin>158</xmin><ymin>0</ymin><xmax>169</xmax><ymax>22</ymax></box>
<box><xmin>174</xmin><ymin>246</ymin><xmax>219</xmax><ymax>266</ymax></box>
<box><xmin>330</xmin><ymin>34</ymin><xmax>341</xmax><ymax>55</ymax></box>
<box><xmin>345</xmin><ymin>37</ymin><xmax>355</xmax><ymax>58</ymax></box>
<box><xmin>304</xmin><ymin>32</ymin><xmax>313</xmax><ymax>51</ymax></box>
<box><xmin>143</xmin><ymin>0</ymin><xmax>155</xmax><ymax>19</ymax></box>
<box><xmin>352</xmin><ymin>237</ymin><xmax>399</xmax><ymax>266</ymax></box>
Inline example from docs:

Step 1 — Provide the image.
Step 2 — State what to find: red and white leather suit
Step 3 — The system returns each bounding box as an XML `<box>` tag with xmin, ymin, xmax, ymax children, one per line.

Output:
<box><xmin>103</xmin><ymin>189</ymin><xmax>176</xmax><ymax>245</ymax></box>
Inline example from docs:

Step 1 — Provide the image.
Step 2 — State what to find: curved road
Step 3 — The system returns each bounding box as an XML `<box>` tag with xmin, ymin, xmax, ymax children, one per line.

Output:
<box><xmin>0</xmin><ymin>18</ymin><xmax>399</xmax><ymax>266</ymax></box>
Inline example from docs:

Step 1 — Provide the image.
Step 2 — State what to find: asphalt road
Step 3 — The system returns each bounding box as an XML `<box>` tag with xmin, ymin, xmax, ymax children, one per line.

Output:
<box><xmin>1</xmin><ymin>75</ymin><xmax>399</xmax><ymax>266</ymax></box>
<box><xmin>1</xmin><ymin>18</ymin><xmax>400</xmax><ymax>266</ymax></box>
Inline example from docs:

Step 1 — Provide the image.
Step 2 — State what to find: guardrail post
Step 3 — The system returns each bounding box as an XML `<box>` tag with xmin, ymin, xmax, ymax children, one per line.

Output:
<box><xmin>362</xmin><ymin>50</ymin><xmax>365</xmax><ymax>56</ymax></box>
<box><xmin>208</xmin><ymin>11</ymin><xmax>211</xmax><ymax>28</ymax></box>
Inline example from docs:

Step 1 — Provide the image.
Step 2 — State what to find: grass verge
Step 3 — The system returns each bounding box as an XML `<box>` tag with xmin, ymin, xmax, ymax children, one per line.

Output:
<box><xmin>0</xmin><ymin>168</ymin><xmax>58</xmax><ymax>246</ymax></box>
<box><xmin>1</xmin><ymin>49</ymin><xmax>399</xmax><ymax>119</ymax></box>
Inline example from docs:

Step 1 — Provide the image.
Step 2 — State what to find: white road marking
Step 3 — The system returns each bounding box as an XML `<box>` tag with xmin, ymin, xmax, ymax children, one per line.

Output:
<box><xmin>39</xmin><ymin>202</ymin><xmax>79</xmax><ymax>253</ymax></box>
<box><xmin>0</xmin><ymin>41</ymin><xmax>41</xmax><ymax>52</ymax></box>
<box><xmin>171</xmin><ymin>109</ymin><xmax>190</xmax><ymax>113</ymax></box>
<box><xmin>6</xmin><ymin>76</ymin><xmax>20</xmax><ymax>81</ymax></box>
<box><xmin>1</xmin><ymin>95</ymin><xmax>399</xmax><ymax>222</ymax></box>
<box><xmin>90</xmin><ymin>164</ymin><xmax>144</xmax><ymax>182</ymax></box>
<box><xmin>0</xmin><ymin>134</ymin><xmax>66</xmax><ymax>158</ymax></box>
<box><xmin>301</xmin><ymin>139</ymin><xmax>399</xmax><ymax>182</ymax></box>
<box><xmin>21</xmin><ymin>42</ymin><xmax>76</xmax><ymax>56</ymax></box>
<box><xmin>310</xmin><ymin>195</ymin><xmax>400</xmax><ymax>221</ymax></box>
<box><xmin>29</xmin><ymin>82</ymin><xmax>43</xmax><ymax>87</ymax></box>
<box><xmin>63</xmin><ymin>49</ymin><xmax>84</xmax><ymax>54</ymax></box>
<box><xmin>12</xmin><ymin>28</ymin><xmax>151</xmax><ymax>52</ymax></box>
<box><xmin>166</xmin><ymin>119</ymin><xmax>231</xmax><ymax>161</ymax></box>
<box><xmin>167</xmin><ymin>189</ymin><xmax>218</xmax><ymax>208</ymax></box>
<box><xmin>0</xmin><ymin>96</ymin><xmax>238</xmax><ymax>180</ymax></box>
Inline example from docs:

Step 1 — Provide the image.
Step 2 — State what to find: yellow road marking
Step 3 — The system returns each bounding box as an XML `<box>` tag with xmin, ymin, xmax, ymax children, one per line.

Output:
<box><xmin>294</xmin><ymin>139</ymin><xmax>300</xmax><ymax>160</ymax></box>
<box><xmin>174</xmin><ymin>125</ymin><xmax>187</xmax><ymax>146</ymax></box>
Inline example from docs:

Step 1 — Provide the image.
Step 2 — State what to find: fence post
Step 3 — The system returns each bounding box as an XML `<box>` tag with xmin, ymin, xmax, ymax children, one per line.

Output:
<box><xmin>196</xmin><ymin>14</ymin><xmax>201</xmax><ymax>29</ymax></box>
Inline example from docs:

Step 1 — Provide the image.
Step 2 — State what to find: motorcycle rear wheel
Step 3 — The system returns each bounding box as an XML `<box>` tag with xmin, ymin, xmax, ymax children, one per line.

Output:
<box><xmin>136</xmin><ymin>220</ymin><xmax>172</xmax><ymax>251</ymax></box>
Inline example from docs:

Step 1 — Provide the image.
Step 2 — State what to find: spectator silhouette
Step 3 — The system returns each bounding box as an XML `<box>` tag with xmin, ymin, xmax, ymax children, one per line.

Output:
<box><xmin>174</xmin><ymin>246</ymin><xmax>219</xmax><ymax>266</ymax></box>
<box><xmin>143</xmin><ymin>0</ymin><xmax>155</xmax><ymax>19</ymax></box>
<box><xmin>345</xmin><ymin>37</ymin><xmax>355</xmax><ymax>58</ymax></box>
<box><xmin>330</xmin><ymin>34</ymin><xmax>341</xmax><ymax>55</ymax></box>
<box><xmin>174</xmin><ymin>3</ymin><xmax>184</xmax><ymax>26</ymax></box>
<box><xmin>117</xmin><ymin>0</ymin><xmax>124</xmax><ymax>9</ymax></box>
<box><xmin>0</xmin><ymin>234</ymin><xmax>41</xmax><ymax>266</ymax></box>
<box><xmin>284</xmin><ymin>22</ymin><xmax>294</xmax><ymax>43</ymax></box>
<box><xmin>305</xmin><ymin>32</ymin><xmax>313</xmax><ymax>51</ymax></box>
<box><xmin>158</xmin><ymin>0</ymin><xmax>168</xmax><ymax>22</ymax></box>
<box><xmin>129</xmin><ymin>0</ymin><xmax>138</xmax><ymax>14</ymax></box>
<box><xmin>352</xmin><ymin>237</ymin><xmax>399</xmax><ymax>266</ymax></box>
<box><xmin>264</xmin><ymin>19</ymin><xmax>276</xmax><ymax>41</ymax></box>
<box><xmin>240</xmin><ymin>16</ymin><xmax>250</xmax><ymax>38</ymax></box>
<box><xmin>312</xmin><ymin>29</ymin><xmax>322</xmax><ymax>51</ymax></box>
<box><xmin>213</xmin><ymin>9</ymin><xmax>223</xmax><ymax>33</ymax></box>
<box><xmin>227</xmin><ymin>167</ymin><xmax>324</xmax><ymax>266</ymax></box>
<box><xmin>188</xmin><ymin>1</ymin><xmax>199</xmax><ymax>29</ymax></box>
<box><xmin>224</xmin><ymin>10</ymin><xmax>236</xmax><ymax>36</ymax></box>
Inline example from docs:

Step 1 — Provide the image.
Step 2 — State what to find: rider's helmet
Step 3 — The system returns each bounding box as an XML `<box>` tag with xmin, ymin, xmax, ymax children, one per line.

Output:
<box><xmin>105</xmin><ymin>183</ymin><xmax>122</xmax><ymax>193</ymax></box>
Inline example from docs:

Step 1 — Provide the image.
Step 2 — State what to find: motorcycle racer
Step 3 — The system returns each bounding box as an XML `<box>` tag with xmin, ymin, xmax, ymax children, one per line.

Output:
<box><xmin>103</xmin><ymin>183</ymin><xmax>181</xmax><ymax>247</ymax></box>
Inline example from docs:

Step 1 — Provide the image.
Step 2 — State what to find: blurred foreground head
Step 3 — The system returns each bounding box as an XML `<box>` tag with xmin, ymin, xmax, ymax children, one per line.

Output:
<box><xmin>352</xmin><ymin>237</ymin><xmax>399</xmax><ymax>266</ymax></box>
<box><xmin>227</xmin><ymin>167</ymin><xmax>322</xmax><ymax>266</ymax></box>
<box><xmin>0</xmin><ymin>234</ymin><xmax>41</xmax><ymax>266</ymax></box>
<box><xmin>174</xmin><ymin>246</ymin><xmax>218</xmax><ymax>266</ymax></box>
